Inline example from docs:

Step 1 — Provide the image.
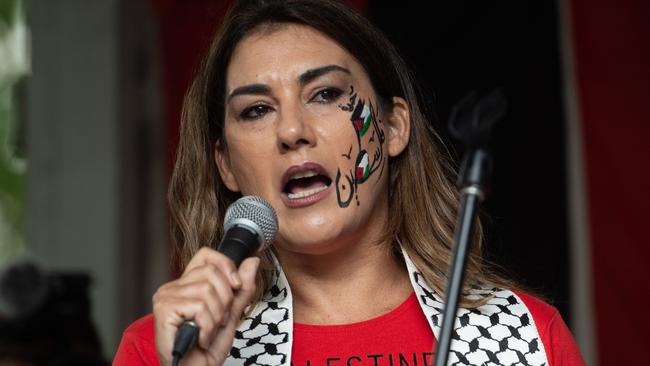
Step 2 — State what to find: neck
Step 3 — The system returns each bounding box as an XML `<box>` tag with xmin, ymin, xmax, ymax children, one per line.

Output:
<box><xmin>275</xmin><ymin>232</ymin><xmax>412</xmax><ymax>325</ymax></box>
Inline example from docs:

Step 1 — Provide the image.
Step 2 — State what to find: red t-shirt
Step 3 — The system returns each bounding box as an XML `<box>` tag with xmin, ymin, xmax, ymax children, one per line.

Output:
<box><xmin>113</xmin><ymin>292</ymin><xmax>585</xmax><ymax>365</ymax></box>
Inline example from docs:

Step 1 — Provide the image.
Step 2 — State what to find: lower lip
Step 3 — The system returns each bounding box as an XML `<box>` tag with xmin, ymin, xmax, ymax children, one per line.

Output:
<box><xmin>281</xmin><ymin>184</ymin><xmax>333</xmax><ymax>208</ymax></box>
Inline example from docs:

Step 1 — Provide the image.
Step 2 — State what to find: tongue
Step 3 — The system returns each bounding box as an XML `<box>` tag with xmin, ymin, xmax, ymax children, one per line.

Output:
<box><xmin>287</xmin><ymin>176</ymin><xmax>329</xmax><ymax>194</ymax></box>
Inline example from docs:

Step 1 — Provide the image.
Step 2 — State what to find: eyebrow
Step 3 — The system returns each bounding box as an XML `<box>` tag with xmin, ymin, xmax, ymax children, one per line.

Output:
<box><xmin>298</xmin><ymin>64</ymin><xmax>351</xmax><ymax>85</ymax></box>
<box><xmin>227</xmin><ymin>84</ymin><xmax>272</xmax><ymax>103</ymax></box>
<box><xmin>227</xmin><ymin>64</ymin><xmax>351</xmax><ymax>102</ymax></box>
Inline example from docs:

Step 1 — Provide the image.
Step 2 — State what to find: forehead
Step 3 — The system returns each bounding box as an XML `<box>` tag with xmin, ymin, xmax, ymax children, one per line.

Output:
<box><xmin>226</xmin><ymin>24</ymin><xmax>365</xmax><ymax>89</ymax></box>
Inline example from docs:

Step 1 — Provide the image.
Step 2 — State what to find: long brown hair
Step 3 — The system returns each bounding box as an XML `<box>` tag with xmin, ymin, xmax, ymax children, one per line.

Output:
<box><xmin>169</xmin><ymin>0</ymin><xmax>513</xmax><ymax>307</ymax></box>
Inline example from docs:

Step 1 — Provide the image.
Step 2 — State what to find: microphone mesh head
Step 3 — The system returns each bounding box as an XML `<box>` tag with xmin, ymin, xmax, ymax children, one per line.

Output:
<box><xmin>223</xmin><ymin>196</ymin><xmax>278</xmax><ymax>249</ymax></box>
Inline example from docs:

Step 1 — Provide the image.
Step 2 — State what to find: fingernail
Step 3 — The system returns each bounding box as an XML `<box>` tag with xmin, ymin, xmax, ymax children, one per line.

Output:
<box><xmin>230</xmin><ymin>271</ymin><xmax>242</xmax><ymax>287</ymax></box>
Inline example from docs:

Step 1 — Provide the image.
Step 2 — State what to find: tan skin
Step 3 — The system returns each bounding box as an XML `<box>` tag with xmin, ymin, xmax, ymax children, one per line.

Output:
<box><xmin>153</xmin><ymin>24</ymin><xmax>412</xmax><ymax>365</ymax></box>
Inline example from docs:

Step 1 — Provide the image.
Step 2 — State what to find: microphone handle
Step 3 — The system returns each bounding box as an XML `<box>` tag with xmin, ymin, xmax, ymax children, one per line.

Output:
<box><xmin>172</xmin><ymin>225</ymin><xmax>261</xmax><ymax>360</ymax></box>
<box><xmin>217</xmin><ymin>225</ymin><xmax>261</xmax><ymax>267</ymax></box>
<box><xmin>172</xmin><ymin>321</ymin><xmax>199</xmax><ymax>362</ymax></box>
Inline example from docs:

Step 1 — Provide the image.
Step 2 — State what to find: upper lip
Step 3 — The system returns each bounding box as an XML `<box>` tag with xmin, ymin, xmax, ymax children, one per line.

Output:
<box><xmin>281</xmin><ymin>162</ymin><xmax>331</xmax><ymax>192</ymax></box>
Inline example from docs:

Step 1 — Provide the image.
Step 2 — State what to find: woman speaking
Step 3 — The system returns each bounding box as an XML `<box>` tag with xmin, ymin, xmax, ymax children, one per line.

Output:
<box><xmin>114</xmin><ymin>0</ymin><xmax>585</xmax><ymax>365</ymax></box>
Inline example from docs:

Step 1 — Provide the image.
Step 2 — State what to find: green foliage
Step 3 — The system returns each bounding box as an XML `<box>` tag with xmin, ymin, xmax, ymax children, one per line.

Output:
<box><xmin>0</xmin><ymin>0</ymin><xmax>28</xmax><ymax>261</ymax></box>
<box><xmin>0</xmin><ymin>0</ymin><xmax>18</xmax><ymax>26</ymax></box>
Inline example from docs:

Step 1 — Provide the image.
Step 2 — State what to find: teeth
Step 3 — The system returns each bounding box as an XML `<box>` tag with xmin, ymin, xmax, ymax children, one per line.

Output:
<box><xmin>290</xmin><ymin>170</ymin><xmax>318</xmax><ymax>180</ymax></box>
<box><xmin>287</xmin><ymin>185</ymin><xmax>328</xmax><ymax>200</ymax></box>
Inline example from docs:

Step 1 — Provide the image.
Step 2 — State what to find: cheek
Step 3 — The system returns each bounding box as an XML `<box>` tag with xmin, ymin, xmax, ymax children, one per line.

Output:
<box><xmin>328</xmin><ymin>125</ymin><xmax>359</xmax><ymax>171</ymax></box>
<box><xmin>226</xmin><ymin>121</ymin><xmax>277</xmax><ymax>159</ymax></box>
<box><xmin>226</xmin><ymin>139</ymin><xmax>276</xmax><ymax>195</ymax></box>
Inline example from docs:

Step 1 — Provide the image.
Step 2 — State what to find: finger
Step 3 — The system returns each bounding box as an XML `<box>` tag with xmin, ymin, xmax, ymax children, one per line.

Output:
<box><xmin>154</xmin><ymin>295</ymin><xmax>219</xmax><ymax>352</ymax></box>
<box><xmin>229</xmin><ymin>257</ymin><xmax>261</xmax><ymax>321</ymax></box>
<box><xmin>184</xmin><ymin>247</ymin><xmax>242</xmax><ymax>288</ymax></box>
<box><xmin>199</xmin><ymin>258</ymin><xmax>260</xmax><ymax>365</ymax></box>
<box><xmin>179</xmin><ymin>264</ymin><xmax>235</xmax><ymax>320</ymax></box>
<box><xmin>168</xmin><ymin>281</ymin><xmax>228</xmax><ymax>327</ymax></box>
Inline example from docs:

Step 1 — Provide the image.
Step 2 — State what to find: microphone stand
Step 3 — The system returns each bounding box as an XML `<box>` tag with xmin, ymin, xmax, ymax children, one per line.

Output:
<box><xmin>433</xmin><ymin>90</ymin><xmax>506</xmax><ymax>366</ymax></box>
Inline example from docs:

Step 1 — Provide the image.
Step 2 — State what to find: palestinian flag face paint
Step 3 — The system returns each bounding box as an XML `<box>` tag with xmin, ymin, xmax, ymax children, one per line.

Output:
<box><xmin>351</xmin><ymin>100</ymin><xmax>372</xmax><ymax>137</ymax></box>
<box><xmin>355</xmin><ymin>151</ymin><xmax>370</xmax><ymax>182</ymax></box>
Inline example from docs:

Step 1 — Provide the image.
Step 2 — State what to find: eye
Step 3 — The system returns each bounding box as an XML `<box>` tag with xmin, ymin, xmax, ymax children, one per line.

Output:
<box><xmin>310</xmin><ymin>88</ymin><xmax>343</xmax><ymax>104</ymax></box>
<box><xmin>240</xmin><ymin>104</ymin><xmax>273</xmax><ymax>120</ymax></box>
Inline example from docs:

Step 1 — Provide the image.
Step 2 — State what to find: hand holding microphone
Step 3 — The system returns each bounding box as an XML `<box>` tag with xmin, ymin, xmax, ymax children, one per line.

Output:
<box><xmin>153</xmin><ymin>196</ymin><xmax>277</xmax><ymax>366</ymax></box>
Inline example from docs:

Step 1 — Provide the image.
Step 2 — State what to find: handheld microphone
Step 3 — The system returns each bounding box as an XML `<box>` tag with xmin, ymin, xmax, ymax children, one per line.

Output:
<box><xmin>171</xmin><ymin>196</ymin><xmax>278</xmax><ymax>365</ymax></box>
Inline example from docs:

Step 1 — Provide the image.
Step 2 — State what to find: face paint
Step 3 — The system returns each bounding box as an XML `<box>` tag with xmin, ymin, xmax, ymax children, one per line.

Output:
<box><xmin>335</xmin><ymin>86</ymin><xmax>387</xmax><ymax>208</ymax></box>
<box><xmin>352</xmin><ymin>102</ymin><xmax>372</xmax><ymax>137</ymax></box>
<box><xmin>355</xmin><ymin>151</ymin><xmax>370</xmax><ymax>181</ymax></box>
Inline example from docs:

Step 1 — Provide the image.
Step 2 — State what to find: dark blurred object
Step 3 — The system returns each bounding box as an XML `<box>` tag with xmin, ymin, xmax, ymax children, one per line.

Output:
<box><xmin>0</xmin><ymin>261</ymin><xmax>107</xmax><ymax>366</ymax></box>
<box><xmin>449</xmin><ymin>89</ymin><xmax>507</xmax><ymax>193</ymax></box>
<box><xmin>0</xmin><ymin>262</ymin><xmax>48</xmax><ymax>321</ymax></box>
<box><xmin>448</xmin><ymin>89</ymin><xmax>507</xmax><ymax>149</ymax></box>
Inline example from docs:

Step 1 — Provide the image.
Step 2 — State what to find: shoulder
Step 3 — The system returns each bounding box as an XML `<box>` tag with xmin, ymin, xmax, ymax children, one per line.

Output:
<box><xmin>113</xmin><ymin>314</ymin><xmax>159</xmax><ymax>365</ymax></box>
<box><xmin>514</xmin><ymin>292</ymin><xmax>586</xmax><ymax>366</ymax></box>
<box><xmin>122</xmin><ymin>313</ymin><xmax>156</xmax><ymax>342</ymax></box>
<box><xmin>515</xmin><ymin>291</ymin><xmax>558</xmax><ymax>335</ymax></box>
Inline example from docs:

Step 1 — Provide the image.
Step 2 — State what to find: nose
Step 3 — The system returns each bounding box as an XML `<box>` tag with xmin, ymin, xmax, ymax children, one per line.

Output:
<box><xmin>276</xmin><ymin>103</ymin><xmax>316</xmax><ymax>152</ymax></box>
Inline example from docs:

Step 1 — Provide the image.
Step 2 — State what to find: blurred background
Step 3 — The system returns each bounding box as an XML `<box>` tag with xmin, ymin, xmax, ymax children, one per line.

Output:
<box><xmin>0</xmin><ymin>0</ymin><xmax>648</xmax><ymax>364</ymax></box>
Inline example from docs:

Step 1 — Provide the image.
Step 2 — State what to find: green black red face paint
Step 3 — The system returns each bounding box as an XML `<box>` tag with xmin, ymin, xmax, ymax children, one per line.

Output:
<box><xmin>336</xmin><ymin>86</ymin><xmax>386</xmax><ymax>208</ymax></box>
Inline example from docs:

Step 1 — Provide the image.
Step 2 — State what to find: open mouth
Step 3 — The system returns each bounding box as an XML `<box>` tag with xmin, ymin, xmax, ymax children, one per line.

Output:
<box><xmin>282</xmin><ymin>164</ymin><xmax>333</xmax><ymax>201</ymax></box>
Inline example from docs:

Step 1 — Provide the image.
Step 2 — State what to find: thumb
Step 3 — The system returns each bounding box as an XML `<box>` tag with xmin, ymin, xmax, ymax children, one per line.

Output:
<box><xmin>230</xmin><ymin>256</ymin><xmax>260</xmax><ymax>318</ymax></box>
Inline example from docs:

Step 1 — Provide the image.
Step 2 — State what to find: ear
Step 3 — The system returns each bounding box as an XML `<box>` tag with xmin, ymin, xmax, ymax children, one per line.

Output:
<box><xmin>386</xmin><ymin>96</ymin><xmax>411</xmax><ymax>157</ymax></box>
<box><xmin>214</xmin><ymin>141</ymin><xmax>241</xmax><ymax>192</ymax></box>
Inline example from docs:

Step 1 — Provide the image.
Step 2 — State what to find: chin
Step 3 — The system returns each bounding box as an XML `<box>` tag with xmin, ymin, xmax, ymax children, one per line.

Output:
<box><xmin>273</xmin><ymin>224</ymin><xmax>350</xmax><ymax>256</ymax></box>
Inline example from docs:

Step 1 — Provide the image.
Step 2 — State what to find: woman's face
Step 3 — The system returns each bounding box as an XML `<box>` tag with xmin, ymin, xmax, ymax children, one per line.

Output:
<box><xmin>216</xmin><ymin>24</ymin><xmax>409</xmax><ymax>254</ymax></box>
